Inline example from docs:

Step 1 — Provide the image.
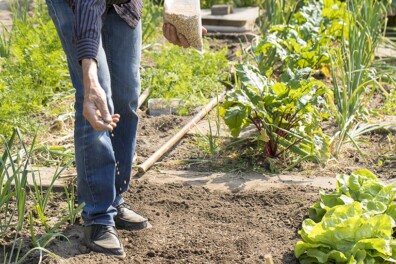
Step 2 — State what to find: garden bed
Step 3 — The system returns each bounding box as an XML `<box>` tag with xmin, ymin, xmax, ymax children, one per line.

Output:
<box><xmin>14</xmin><ymin>108</ymin><xmax>391</xmax><ymax>263</ymax></box>
<box><xmin>38</xmin><ymin>182</ymin><xmax>320</xmax><ymax>264</ymax></box>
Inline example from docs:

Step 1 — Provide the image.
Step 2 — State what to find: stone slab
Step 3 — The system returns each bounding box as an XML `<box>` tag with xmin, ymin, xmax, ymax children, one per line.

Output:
<box><xmin>375</xmin><ymin>46</ymin><xmax>396</xmax><ymax>58</ymax></box>
<box><xmin>201</xmin><ymin>7</ymin><xmax>259</xmax><ymax>33</ymax></box>
<box><xmin>139</xmin><ymin>169</ymin><xmax>337</xmax><ymax>193</ymax></box>
<box><xmin>8</xmin><ymin>166</ymin><xmax>75</xmax><ymax>191</ymax></box>
<box><xmin>201</xmin><ymin>7</ymin><xmax>259</xmax><ymax>22</ymax></box>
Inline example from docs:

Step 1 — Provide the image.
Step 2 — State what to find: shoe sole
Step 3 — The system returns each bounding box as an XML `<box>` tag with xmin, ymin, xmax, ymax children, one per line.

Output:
<box><xmin>85</xmin><ymin>239</ymin><xmax>126</xmax><ymax>259</ymax></box>
<box><xmin>115</xmin><ymin>219</ymin><xmax>151</xmax><ymax>231</ymax></box>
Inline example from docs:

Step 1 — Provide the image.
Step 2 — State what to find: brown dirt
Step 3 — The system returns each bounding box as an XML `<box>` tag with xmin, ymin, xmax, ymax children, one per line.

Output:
<box><xmin>134</xmin><ymin>111</ymin><xmax>396</xmax><ymax>179</ymax></box>
<box><xmin>36</xmin><ymin>181</ymin><xmax>319</xmax><ymax>264</ymax></box>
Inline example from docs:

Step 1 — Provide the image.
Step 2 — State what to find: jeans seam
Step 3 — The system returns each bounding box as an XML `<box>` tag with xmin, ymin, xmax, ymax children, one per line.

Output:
<box><xmin>82</xmin><ymin>119</ymin><xmax>97</xmax><ymax>220</ymax></box>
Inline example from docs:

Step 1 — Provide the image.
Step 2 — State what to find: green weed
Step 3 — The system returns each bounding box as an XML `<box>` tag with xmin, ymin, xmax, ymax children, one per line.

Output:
<box><xmin>142</xmin><ymin>44</ymin><xmax>229</xmax><ymax>115</ymax></box>
<box><xmin>142</xmin><ymin>0</ymin><xmax>163</xmax><ymax>48</ymax></box>
<box><xmin>0</xmin><ymin>0</ymin><xmax>71</xmax><ymax>137</ymax></box>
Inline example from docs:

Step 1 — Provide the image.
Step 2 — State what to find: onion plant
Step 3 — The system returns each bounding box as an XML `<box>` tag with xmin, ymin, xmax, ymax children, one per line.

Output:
<box><xmin>330</xmin><ymin>0</ymin><xmax>389</xmax><ymax>156</ymax></box>
<box><xmin>0</xmin><ymin>128</ymin><xmax>83</xmax><ymax>263</ymax></box>
<box><xmin>9</xmin><ymin>0</ymin><xmax>29</xmax><ymax>24</ymax></box>
<box><xmin>0</xmin><ymin>129</ymin><xmax>28</xmax><ymax>236</ymax></box>
<box><xmin>194</xmin><ymin>102</ymin><xmax>222</xmax><ymax>157</ymax></box>
<box><xmin>259</xmin><ymin>0</ymin><xmax>301</xmax><ymax>35</ymax></box>
<box><xmin>0</xmin><ymin>28</ymin><xmax>10</xmax><ymax>58</ymax></box>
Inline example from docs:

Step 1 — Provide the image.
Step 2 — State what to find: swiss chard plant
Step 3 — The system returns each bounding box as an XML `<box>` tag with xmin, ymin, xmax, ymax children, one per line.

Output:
<box><xmin>254</xmin><ymin>0</ymin><xmax>347</xmax><ymax>78</ymax></box>
<box><xmin>296</xmin><ymin>169</ymin><xmax>396</xmax><ymax>263</ymax></box>
<box><xmin>220</xmin><ymin>64</ymin><xmax>330</xmax><ymax>164</ymax></box>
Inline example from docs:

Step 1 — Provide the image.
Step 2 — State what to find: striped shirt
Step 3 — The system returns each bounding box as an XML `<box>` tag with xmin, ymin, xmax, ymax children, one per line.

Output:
<box><xmin>69</xmin><ymin>0</ymin><xmax>143</xmax><ymax>62</ymax></box>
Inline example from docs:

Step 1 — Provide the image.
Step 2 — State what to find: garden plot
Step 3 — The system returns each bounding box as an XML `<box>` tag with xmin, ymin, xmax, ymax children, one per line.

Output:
<box><xmin>37</xmin><ymin>181</ymin><xmax>320</xmax><ymax>264</ymax></box>
<box><xmin>1</xmin><ymin>0</ymin><xmax>396</xmax><ymax>263</ymax></box>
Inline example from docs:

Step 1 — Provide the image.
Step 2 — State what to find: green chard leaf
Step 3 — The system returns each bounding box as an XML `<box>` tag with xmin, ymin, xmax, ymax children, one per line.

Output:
<box><xmin>222</xmin><ymin>104</ymin><xmax>249</xmax><ymax>138</ymax></box>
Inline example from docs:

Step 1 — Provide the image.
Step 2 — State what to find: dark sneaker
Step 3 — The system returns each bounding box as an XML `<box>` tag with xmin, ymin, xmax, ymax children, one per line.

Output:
<box><xmin>114</xmin><ymin>203</ymin><xmax>150</xmax><ymax>230</ymax></box>
<box><xmin>84</xmin><ymin>224</ymin><xmax>125</xmax><ymax>258</ymax></box>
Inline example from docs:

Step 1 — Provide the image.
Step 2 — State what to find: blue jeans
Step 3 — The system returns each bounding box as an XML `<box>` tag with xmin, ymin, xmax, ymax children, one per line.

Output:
<box><xmin>46</xmin><ymin>0</ymin><xmax>141</xmax><ymax>226</ymax></box>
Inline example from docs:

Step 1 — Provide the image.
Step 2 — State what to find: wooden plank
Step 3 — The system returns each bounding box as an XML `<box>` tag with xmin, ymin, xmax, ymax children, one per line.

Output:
<box><xmin>137</xmin><ymin>93</ymin><xmax>225</xmax><ymax>173</ymax></box>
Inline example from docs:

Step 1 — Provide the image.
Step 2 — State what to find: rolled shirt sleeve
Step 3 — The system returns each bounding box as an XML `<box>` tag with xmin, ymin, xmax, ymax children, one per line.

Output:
<box><xmin>74</xmin><ymin>0</ymin><xmax>131</xmax><ymax>62</ymax></box>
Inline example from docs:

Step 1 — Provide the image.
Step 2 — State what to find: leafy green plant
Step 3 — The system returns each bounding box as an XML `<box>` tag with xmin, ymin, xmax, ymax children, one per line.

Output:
<box><xmin>296</xmin><ymin>169</ymin><xmax>396</xmax><ymax>263</ymax></box>
<box><xmin>0</xmin><ymin>0</ymin><xmax>71</xmax><ymax>136</ymax></box>
<box><xmin>142</xmin><ymin>0</ymin><xmax>163</xmax><ymax>48</ymax></box>
<box><xmin>142</xmin><ymin>44</ymin><xmax>229</xmax><ymax>115</ymax></box>
<box><xmin>254</xmin><ymin>0</ymin><xmax>347</xmax><ymax>79</ymax></box>
<box><xmin>221</xmin><ymin>63</ymin><xmax>330</xmax><ymax>164</ymax></box>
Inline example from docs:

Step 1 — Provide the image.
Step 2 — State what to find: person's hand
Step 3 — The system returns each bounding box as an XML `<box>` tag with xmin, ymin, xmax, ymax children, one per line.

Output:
<box><xmin>82</xmin><ymin>59</ymin><xmax>120</xmax><ymax>131</ymax></box>
<box><xmin>163</xmin><ymin>23</ymin><xmax>207</xmax><ymax>48</ymax></box>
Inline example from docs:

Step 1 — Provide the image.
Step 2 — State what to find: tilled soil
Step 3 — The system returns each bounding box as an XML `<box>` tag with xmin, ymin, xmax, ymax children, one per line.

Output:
<box><xmin>38</xmin><ymin>181</ymin><xmax>319</xmax><ymax>264</ymax></box>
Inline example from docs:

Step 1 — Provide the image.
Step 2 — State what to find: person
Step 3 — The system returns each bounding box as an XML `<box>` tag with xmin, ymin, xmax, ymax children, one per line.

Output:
<box><xmin>46</xmin><ymin>0</ymin><xmax>195</xmax><ymax>258</ymax></box>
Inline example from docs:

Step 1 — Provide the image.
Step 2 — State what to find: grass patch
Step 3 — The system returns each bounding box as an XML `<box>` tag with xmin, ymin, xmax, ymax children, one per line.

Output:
<box><xmin>141</xmin><ymin>43</ymin><xmax>230</xmax><ymax>115</ymax></box>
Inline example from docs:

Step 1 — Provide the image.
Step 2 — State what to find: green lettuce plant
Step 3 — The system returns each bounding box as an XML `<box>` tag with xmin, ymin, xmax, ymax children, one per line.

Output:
<box><xmin>296</xmin><ymin>170</ymin><xmax>396</xmax><ymax>263</ymax></box>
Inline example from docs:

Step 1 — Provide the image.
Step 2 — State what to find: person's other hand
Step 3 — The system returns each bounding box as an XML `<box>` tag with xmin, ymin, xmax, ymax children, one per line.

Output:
<box><xmin>82</xmin><ymin>59</ymin><xmax>120</xmax><ymax>131</ymax></box>
<box><xmin>162</xmin><ymin>23</ymin><xmax>207</xmax><ymax>48</ymax></box>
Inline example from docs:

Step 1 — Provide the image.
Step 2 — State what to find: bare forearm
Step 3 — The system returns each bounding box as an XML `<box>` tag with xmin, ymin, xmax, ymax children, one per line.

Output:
<box><xmin>82</xmin><ymin>58</ymin><xmax>99</xmax><ymax>95</ymax></box>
